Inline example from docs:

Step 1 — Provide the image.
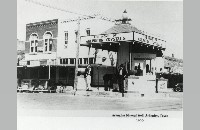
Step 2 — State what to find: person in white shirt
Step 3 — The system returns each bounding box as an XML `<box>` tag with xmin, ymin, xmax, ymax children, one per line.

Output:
<box><xmin>85</xmin><ymin>64</ymin><xmax>92</xmax><ymax>91</ymax></box>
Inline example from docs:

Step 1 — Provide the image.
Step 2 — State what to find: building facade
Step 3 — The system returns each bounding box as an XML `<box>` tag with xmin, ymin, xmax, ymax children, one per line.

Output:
<box><xmin>17</xmin><ymin>17</ymin><xmax>115</xmax><ymax>87</ymax></box>
<box><xmin>18</xmin><ymin>12</ymin><xmax>173</xmax><ymax>94</ymax></box>
<box><xmin>80</xmin><ymin>11</ymin><xmax>167</xmax><ymax>93</ymax></box>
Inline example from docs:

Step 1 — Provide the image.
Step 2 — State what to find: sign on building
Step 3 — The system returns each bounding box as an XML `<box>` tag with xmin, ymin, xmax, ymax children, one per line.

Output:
<box><xmin>95</xmin><ymin>50</ymin><xmax>117</xmax><ymax>66</ymax></box>
<box><xmin>134</xmin><ymin>32</ymin><xmax>166</xmax><ymax>48</ymax></box>
<box><xmin>81</xmin><ymin>32</ymin><xmax>134</xmax><ymax>44</ymax></box>
<box><xmin>19</xmin><ymin>60</ymin><xmax>27</xmax><ymax>66</ymax></box>
<box><xmin>40</xmin><ymin>60</ymin><xmax>47</xmax><ymax>65</ymax></box>
<box><xmin>30</xmin><ymin>60</ymin><xmax>40</xmax><ymax>66</ymax></box>
<box><xmin>157</xmin><ymin>79</ymin><xmax>168</xmax><ymax>92</ymax></box>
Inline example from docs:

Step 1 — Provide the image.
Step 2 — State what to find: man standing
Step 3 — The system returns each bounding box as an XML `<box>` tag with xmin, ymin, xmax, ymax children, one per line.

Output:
<box><xmin>85</xmin><ymin>64</ymin><xmax>92</xmax><ymax>91</ymax></box>
<box><xmin>118</xmin><ymin>64</ymin><xmax>127</xmax><ymax>94</ymax></box>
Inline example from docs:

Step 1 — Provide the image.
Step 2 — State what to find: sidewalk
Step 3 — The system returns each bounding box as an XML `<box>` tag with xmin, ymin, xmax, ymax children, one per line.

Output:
<box><xmin>62</xmin><ymin>86</ymin><xmax>183</xmax><ymax>99</ymax></box>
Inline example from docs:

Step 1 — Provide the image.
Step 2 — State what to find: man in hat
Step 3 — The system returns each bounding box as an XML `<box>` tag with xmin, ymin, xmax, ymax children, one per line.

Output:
<box><xmin>85</xmin><ymin>64</ymin><xmax>92</xmax><ymax>91</ymax></box>
<box><xmin>118</xmin><ymin>64</ymin><xmax>127</xmax><ymax>93</ymax></box>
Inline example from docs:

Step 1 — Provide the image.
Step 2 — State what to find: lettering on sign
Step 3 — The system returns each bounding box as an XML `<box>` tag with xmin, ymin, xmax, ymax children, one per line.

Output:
<box><xmin>81</xmin><ymin>32</ymin><xmax>133</xmax><ymax>44</ymax></box>
<box><xmin>157</xmin><ymin>80</ymin><xmax>168</xmax><ymax>92</ymax></box>
<box><xmin>134</xmin><ymin>32</ymin><xmax>165</xmax><ymax>47</ymax></box>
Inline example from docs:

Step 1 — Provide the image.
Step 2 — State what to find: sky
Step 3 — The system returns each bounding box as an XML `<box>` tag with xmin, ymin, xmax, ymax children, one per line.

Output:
<box><xmin>17</xmin><ymin>0</ymin><xmax>183</xmax><ymax>59</ymax></box>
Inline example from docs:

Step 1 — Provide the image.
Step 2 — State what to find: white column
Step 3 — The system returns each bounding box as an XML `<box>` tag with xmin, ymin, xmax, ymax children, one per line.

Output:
<box><xmin>88</xmin><ymin>46</ymin><xmax>91</xmax><ymax>64</ymax></box>
<box><xmin>143</xmin><ymin>60</ymin><xmax>146</xmax><ymax>76</ymax></box>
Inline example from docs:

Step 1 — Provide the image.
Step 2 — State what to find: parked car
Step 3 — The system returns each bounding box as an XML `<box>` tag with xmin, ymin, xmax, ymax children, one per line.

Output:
<box><xmin>174</xmin><ymin>83</ymin><xmax>183</xmax><ymax>92</ymax></box>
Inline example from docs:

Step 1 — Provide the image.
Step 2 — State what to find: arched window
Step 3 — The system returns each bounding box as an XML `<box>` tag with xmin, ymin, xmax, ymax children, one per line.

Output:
<box><xmin>43</xmin><ymin>31</ymin><xmax>53</xmax><ymax>53</ymax></box>
<box><xmin>29</xmin><ymin>33</ymin><xmax>38</xmax><ymax>53</ymax></box>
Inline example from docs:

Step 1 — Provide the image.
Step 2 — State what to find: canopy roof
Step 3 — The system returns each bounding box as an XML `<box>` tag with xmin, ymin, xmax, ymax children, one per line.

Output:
<box><xmin>101</xmin><ymin>24</ymin><xmax>143</xmax><ymax>34</ymax></box>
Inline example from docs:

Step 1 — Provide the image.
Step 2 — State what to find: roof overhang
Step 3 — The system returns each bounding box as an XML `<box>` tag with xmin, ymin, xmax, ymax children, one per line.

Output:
<box><xmin>80</xmin><ymin>31</ymin><xmax>166</xmax><ymax>50</ymax></box>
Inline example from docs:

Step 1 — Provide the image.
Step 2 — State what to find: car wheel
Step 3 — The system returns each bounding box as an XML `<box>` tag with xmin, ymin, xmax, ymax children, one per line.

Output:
<box><xmin>175</xmin><ymin>87</ymin><xmax>182</xmax><ymax>92</ymax></box>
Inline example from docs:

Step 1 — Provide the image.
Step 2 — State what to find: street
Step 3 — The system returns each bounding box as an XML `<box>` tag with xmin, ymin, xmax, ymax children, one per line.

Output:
<box><xmin>17</xmin><ymin>93</ymin><xmax>183</xmax><ymax>117</ymax></box>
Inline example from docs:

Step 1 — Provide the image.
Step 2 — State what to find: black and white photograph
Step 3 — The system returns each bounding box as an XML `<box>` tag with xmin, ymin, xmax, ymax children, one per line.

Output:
<box><xmin>17</xmin><ymin>0</ymin><xmax>183</xmax><ymax>129</ymax></box>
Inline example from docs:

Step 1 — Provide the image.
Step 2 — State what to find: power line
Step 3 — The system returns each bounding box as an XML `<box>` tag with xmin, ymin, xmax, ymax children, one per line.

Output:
<box><xmin>25</xmin><ymin>0</ymin><xmax>116</xmax><ymax>23</ymax></box>
<box><xmin>25</xmin><ymin>0</ymin><xmax>94</xmax><ymax>18</ymax></box>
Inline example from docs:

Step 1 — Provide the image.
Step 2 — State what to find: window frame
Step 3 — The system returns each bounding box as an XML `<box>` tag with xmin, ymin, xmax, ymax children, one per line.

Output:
<box><xmin>64</xmin><ymin>31</ymin><xmax>68</xmax><ymax>46</ymax></box>
<box><xmin>83</xmin><ymin>58</ymin><xmax>88</xmax><ymax>64</ymax></box>
<box><xmin>70</xmin><ymin>58</ymin><xmax>75</xmax><ymax>64</ymax></box>
<box><xmin>86</xmin><ymin>28</ymin><xmax>90</xmax><ymax>36</ymax></box>
<box><xmin>29</xmin><ymin>33</ymin><xmax>38</xmax><ymax>54</ymax></box>
<box><xmin>43</xmin><ymin>31</ymin><xmax>53</xmax><ymax>53</ymax></box>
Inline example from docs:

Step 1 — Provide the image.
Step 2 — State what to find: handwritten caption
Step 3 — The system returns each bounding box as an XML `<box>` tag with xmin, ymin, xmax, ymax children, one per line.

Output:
<box><xmin>112</xmin><ymin>113</ymin><xmax>168</xmax><ymax>122</ymax></box>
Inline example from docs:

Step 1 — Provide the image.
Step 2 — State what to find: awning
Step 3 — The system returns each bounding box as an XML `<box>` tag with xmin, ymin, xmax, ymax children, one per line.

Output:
<box><xmin>80</xmin><ymin>23</ymin><xmax>166</xmax><ymax>50</ymax></box>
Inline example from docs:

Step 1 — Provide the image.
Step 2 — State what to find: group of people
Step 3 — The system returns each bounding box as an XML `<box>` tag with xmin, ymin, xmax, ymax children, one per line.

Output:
<box><xmin>84</xmin><ymin>64</ymin><xmax>128</xmax><ymax>93</ymax></box>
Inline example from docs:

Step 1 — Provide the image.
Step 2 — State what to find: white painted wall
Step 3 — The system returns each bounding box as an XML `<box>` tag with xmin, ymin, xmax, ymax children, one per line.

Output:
<box><xmin>152</xmin><ymin>57</ymin><xmax>164</xmax><ymax>72</ymax></box>
<box><xmin>25</xmin><ymin>52</ymin><xmax>57</xmax><ymax>60</ymax></box>
<box><xmin>57</xmin><ymin>18</ymin><xmax>114</xmax><ymax>59</ymax></box>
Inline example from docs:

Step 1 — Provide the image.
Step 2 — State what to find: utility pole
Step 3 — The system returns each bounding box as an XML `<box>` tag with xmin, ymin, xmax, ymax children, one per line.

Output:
<box><xmin>25</xmin><ymin>0</ymin><xmax>115</xmax><ymax>94</ymax></box>
<box><xmin>74</xmin><ymin>17</ymin><xmax>80</xmax><ymax>91</ymax></box>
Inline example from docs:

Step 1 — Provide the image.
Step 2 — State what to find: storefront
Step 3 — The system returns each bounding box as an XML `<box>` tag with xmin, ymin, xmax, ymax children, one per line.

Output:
<box><xmin>17</xmin><ymin>58</ymin><xmax>76</xmax><ymax>90</ymax></box>
<box><xmin>80</xmin><ymin>16</ymin><xmax>166</xmax><ymax>94</ymax></box>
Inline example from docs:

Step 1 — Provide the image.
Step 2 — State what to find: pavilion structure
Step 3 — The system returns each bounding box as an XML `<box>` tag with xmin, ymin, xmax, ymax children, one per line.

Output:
<box><xmin>80</xmin><ymin>10</ymin><xmax>166</xmax><ymax>94</ymax></box>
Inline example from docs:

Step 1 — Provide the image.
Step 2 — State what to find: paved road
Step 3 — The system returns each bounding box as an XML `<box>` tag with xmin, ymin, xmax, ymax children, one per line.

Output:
<box><xmin>17</xmin><ymin>93</ymin><xmax>183</xmax><ymax>116</ymax></box>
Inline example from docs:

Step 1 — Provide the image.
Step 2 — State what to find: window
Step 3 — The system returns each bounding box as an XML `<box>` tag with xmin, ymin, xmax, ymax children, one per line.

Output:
<box><xmin>86</xmin><ymin>28</ymin><xmax>90</xmax><ymax>36</ymax></box>
<box><xmin>64</xmin><ymin>31</ymin><xmax>68</xmax><ymax>45</ymax></box>
<box><xmin>30</xmin><ymin>33</ymin><xmax>38</xmax><ymax>53</ymax></box>
<box><xmin>79</xmin><ymin>58</ymin><xmax>82</xmax><ymax>64</ymax></box>
<box><xmin>65</xmin><ymin>58</ymin><xmax>68</xmax><ymax>64</ymax></box>
<box><xmin>89</xmin><ymin>58</ymin><xmax>94</xmax><ymax>64</ymax></box>
<box><xmin>75</xmin><ymin>30</ymin><xmax>78</xmax><ymax>43</ymax></box>
<box><xmin>63</xmin><ymin>59</ymin><xmax>66</xmax><ymax>64</ymax></box>
<box><xmin>43</xmin><ymin>32</ymin><xmax>53</xmax><ymax>53</ymax></box>
<box><xmin>60</xmin><ymin>58</ymin><xmax>68</xmax><ymax>64</ymax></box>
<box><xmin>70</xmin><ymin>58</ymin><xmax>75</xmax><ymax>64</ymax></box>
<box><xmin>83</xmin><ymin>58</ymin><xmax>88</xmax><ymax>64</ymax></box>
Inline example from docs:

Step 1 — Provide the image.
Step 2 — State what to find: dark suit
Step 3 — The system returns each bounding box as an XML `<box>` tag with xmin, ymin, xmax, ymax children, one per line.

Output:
<box><xmin>118</xmin><ymin>67</ymin><xmax>127</xmax><ymax>93</ymax></box>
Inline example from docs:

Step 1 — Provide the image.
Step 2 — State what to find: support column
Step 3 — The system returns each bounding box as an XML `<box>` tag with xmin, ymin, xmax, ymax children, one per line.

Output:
<box><xmin>150</xmin><ymin>60</ymin><xmax>152</xmax><ymax>73</ymax></box>
<box><xmin>129</xmin><ymin>42</ymin><xmax>132</xmax><ymax>71</ymax></box>
<box><xmin>88</xmin><ymin>45</ymin><xmax>91</xmax><ymax>64</ymax></box>
<box><xmin>143</xmin><ymin>60</ymin><xmax>146</xmax><ymax>76</ymax></box>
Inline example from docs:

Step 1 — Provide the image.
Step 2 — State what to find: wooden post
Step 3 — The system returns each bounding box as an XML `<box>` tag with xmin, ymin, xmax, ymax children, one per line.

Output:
<box><xmin>150</xmin><ymin>59</ymin><xmax>152</xmax><ymax>73</ymax></box>
<box><xmin>74</xmin><ymin>17</ymin><xmax>80</xmax><ymax>91</ymax></box>
<box><xmin>88</xmin><ymin>45</ymin><xmax>91</xmax><ymax>64</ymax></box>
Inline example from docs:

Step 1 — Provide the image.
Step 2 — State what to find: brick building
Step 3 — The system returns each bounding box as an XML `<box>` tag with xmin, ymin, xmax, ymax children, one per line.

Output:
<box><xmin>17</xmin><ymin>17</ymin><xmax>115</xmax><ymax>88</ymax></box>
